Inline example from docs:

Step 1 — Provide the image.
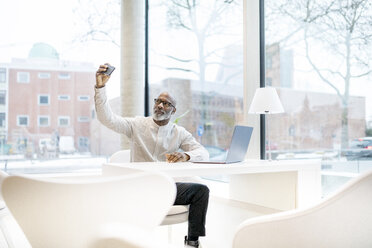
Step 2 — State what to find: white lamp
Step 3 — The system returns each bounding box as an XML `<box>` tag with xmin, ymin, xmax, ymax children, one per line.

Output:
<box><xmin>249</xmin><ymin>87</ymin><xmax>284</xmax><ymax>160</ymax></box>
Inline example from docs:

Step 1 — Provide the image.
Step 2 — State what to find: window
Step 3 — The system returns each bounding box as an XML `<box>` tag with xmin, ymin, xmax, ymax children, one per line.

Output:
<box><xmin>78</xmin><ymin>136</ymin><xmax>89</xmax><ymax>151</ymax></box>
<box><xmin>58</xmin><ymin>72</ymin><xmax>70</xmax><ymax>80</ymax></box>
<box><xmin>17</xmin><ymin>115</ymin><xmax>29</xmax><ymax>126</ymax></box>
<box><xmin>78</xmin><ymin>116</ymin><xmax>89</xmax><ymax>122</ymax></box>
<box><xmin>0</xmin><ymin>91</ymin><xmax>6</xmax><ymax>105</ymax></box>
<box><xmin>38</xmin><ymin>72</ymin><xmax>50</xmax><ymax>79</ymax></box>
<box><xmin>0</xmin><ymin>113</ymin><xmax>5</xmax><ymax>127</ymax></box>
<box><xmin>0</xmin><ymin>0</ymin><xmax>120</xmax><ymax>174</ymax></box>
<box><xmin>58</xmin><ymin>116</ymin><xmax>70</xmax><ymax>126</ymax></box>
<box><xmin>38</xmin><ymin>95</ymin><xmax>49</xmax><ymax>105</ymax></box>
<box><xmin>0</xmin><ymin>68</ymin><xmax>6</xmax><ymax>83</ymax></box>
<box><xmin>265</xmin><ymin>0</ymin><xmax>372</xmax><ymax>195</ymax></box>
<box><xmin>38</xmin><ymin>115</ymin><xmax>50</xmax><ymax>127</ymax></box>
<box><xmin>78</xmin><ymin>95</ymin><xmax>90</xmax><ymax>101</ymax></box>
<box><xmin>17</xmin><ymin>72</ymin><xmax>30</xmax><ymax>83</ymax></box>
<box><xmin>58</xmin><ymin>95</ymin><xmax>70</xmax><ymax>101</ymax></box>
<box><xmin>149</xmin><ymin>0</ymin><xmax>243</xmax><ymax>154</ymax></box>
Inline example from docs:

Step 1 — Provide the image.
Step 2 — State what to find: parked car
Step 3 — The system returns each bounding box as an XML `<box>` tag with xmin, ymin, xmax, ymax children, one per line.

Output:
<box><xmin>345</xmin><ymin>137</ymin><xmax>372</xmax><ymax>160</ymax></box>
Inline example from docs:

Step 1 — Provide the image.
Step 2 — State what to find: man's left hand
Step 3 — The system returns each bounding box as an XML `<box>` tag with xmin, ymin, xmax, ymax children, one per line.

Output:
<box><xmin>165</xmin><ymin>152</ymin><xmax>190</xmax><ymax>163</ymax></box>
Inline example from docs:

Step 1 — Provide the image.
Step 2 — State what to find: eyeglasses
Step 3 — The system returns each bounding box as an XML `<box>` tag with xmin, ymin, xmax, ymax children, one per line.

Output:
<box><xmin>154</xmin><ymin>98</ymin><xmax>174</xmax><ymax>108</ymax></box>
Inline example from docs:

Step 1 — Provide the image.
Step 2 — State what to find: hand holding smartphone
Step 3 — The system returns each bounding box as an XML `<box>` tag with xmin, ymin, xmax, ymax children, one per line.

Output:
<box><xmin>96</xmin><ymin>63</ymin><xmax>115</xmax><ymax>88</ymax></box>
<box><xmin>104</xmin><ymin>64</ymin><xmax>115</xmax><ymax>76</ymax></box>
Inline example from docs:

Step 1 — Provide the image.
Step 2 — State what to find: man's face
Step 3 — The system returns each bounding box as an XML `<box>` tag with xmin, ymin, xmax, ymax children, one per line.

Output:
<box><xmin>152</xmin><ymin>94</ymin><xmax>175</xmax><ymax>121</ymax></box>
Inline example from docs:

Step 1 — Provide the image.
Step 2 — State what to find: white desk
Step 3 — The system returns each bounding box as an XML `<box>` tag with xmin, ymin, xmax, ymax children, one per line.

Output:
<box><xmin>103</xmin><ymin>159</ymin><xmax>321</xmax><ymax>211</ymax></box>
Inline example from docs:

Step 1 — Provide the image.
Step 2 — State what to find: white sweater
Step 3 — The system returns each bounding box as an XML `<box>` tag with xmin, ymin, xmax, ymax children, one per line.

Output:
<box><xmin>94</xmin><ymin>87</ymin><xmax>209</xmax><ymax>162</ymax></box>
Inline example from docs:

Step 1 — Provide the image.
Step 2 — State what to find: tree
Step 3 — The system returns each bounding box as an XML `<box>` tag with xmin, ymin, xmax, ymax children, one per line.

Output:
<box><xmin>267</xmin><ymin>0</ymin><xmax>372</xmax><ymax>149</ymax></box>
<box><xmin>74</xmin><ymin>0</ymin><xmax>243</xmax><ymax>146</ymax></box>
<box><xmin>161</xmin><ymin>0</ymin><xmax>242</xmax><ymax>145</ymax></box>
<box><xmin>163</xmin><ymin>0</ymin><xmax>241</xmax><ymax>84</ymax></box>
<box><xmin>74</xmin><ymin>0</ymin><xmax>242</xmax><ymax>86</ymax></box>
<box><xmin>73</xmin><ymin>0</ymin><xmax>120</xmax><ymax>47</ymax></box>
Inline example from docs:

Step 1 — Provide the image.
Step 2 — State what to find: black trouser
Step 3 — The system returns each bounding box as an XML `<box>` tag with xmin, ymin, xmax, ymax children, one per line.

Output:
<box><xmin>174</xmin><ymin>182</ymin><xmax>210</xmax><ymax>237</ymax></box>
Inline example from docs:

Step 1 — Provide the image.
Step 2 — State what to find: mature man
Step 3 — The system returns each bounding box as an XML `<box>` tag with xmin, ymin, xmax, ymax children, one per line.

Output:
<box><xmin>95</xmin><ymin>64</ymin><xmax>209</xmax><ymax>248</ymax></box>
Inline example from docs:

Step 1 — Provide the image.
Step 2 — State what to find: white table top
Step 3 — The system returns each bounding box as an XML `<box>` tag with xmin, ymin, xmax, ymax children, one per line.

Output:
<box><xmin>104</xmin><ymin>159</ymin><xmax>321</xmax><ymax>177</ymax></box>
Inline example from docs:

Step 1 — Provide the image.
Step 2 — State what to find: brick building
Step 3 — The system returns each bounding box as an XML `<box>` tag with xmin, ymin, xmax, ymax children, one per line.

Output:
<box><xmin>0</xmin><ymin>43</ymin><xmax>96</xmax><ymax>155</ymax></box>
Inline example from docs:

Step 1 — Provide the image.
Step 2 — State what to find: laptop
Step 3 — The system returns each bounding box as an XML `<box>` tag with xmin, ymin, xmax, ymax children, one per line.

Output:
<box><xmin>193</xmin><ymin>125</ymin><xmax>253</xmax><ymax>164</ymax></box>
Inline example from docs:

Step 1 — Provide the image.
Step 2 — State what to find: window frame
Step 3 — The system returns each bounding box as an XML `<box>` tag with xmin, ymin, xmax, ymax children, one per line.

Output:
<box><xmin>38</xmin><ymin>72</ymin><xmax>51</xmax><ymax>79</ymax></box>
<box><xmin>38</xmin><ymin>115</ymin><xmax>50</xmax><ymax>127</ymax></box>
<box><xmin>38</xmin><ymin>94</ymin><xmax>50</xmax><ymax>105</ymax></box>
<box><xmin>17</xmin><ymin>115</ymin><xmax>29</xmax><ymax>126</ymax></box>
<box><xmin>78</xmin><ymin>95</ymin><xmax>90</xmax><ymax>101</ymax></box>
<box><xmin>78</xmin><ymin>136</ymin><xmax>89</xmax><ymax>149</ymax></box>
<box><xmin>58</xmin><ymin>116</ymin><xmax>70</xmax><ymax>127</ymax></box>
<box><xmin>58</xmin><ymin>72</ymin><xmax>71</xmax><ymax>80</ymax></box>
<box><xmin>58</xmin><ymin>95</ymin><xmax>70</xmax><ymax>101</ymax></box>
<box><xmin>77</xmin><ymin>116</ymin><xmax>89</xmax><ymax>122</ymax></box>
<box><xmin>17</xmin><ymin>72</ymin><xmax>30</xmax><ymax>83</ymax></box>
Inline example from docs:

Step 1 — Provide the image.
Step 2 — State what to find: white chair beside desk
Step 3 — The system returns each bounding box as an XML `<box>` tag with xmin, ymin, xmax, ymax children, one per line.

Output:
<box><xmin>1</xmin><ymin>170</ymin><xmax>176</xmax><ymax>248</ymax></box>
<box><xmin>108</xmin><ymin>150</ymin><xmax>196</xmax><ymax>243</ymax></box>
<box><xmin>232</xmin><ymin>170</ymin><xmax>372</xmax><ymax>248</ymax></box>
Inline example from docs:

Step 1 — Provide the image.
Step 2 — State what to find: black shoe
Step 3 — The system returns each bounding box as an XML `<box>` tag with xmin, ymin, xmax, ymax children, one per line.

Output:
<box><xmin>184</xmin><ymin>236</ymin><xmax>200</xmax><ymax>248</ymax></box>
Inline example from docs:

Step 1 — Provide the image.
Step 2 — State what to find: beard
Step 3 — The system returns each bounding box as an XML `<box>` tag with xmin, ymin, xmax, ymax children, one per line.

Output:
<box><xmin>153</xmin><ymin>109</ymin><xmax>172</xmax><ymax>121</ymax></box>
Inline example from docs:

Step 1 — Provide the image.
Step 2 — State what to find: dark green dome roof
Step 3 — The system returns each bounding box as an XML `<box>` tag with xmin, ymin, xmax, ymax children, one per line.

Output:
<box><xmin>28</xmin><ymin>42</ymin><xmax>59</xmax><ymax>60</ymax></box>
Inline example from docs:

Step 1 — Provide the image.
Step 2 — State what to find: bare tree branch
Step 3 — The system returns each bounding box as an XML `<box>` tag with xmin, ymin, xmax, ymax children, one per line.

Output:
<box><xmin>165</xmin><ymin>67</ymin><xmax>199</xmax><ymax>76</ymax></box>
<box><xmin>165</xmin><ymin>55</ymin><xmax>197</xmax><ymax>63</ymax></box>
<box><xmin>351</xmin><ymin>70</ymin><xmax>372</xmax><ymax>78</ymax></box>
<box><xmin>304</xmin><ymin>29</ymin><xmax>343</xmax><ymax>99</ymax></box>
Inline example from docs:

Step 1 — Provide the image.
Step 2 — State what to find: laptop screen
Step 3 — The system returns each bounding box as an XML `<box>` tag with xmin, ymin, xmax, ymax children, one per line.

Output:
<box><xmin>225</xmin><ymin>125</ymin><xmax>253</xmax><ymax>163</ymax></box>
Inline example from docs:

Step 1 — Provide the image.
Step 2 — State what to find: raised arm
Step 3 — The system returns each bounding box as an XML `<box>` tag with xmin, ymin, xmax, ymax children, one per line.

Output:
<box><xmin>94</xmin><ymin>64</ymin><xmax>133</xmax><ymax>137</ymax></box>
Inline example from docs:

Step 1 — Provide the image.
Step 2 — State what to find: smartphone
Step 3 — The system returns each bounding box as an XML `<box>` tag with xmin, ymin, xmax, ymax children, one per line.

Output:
<box><xmin>104</xmin><ymin>65</ymin><xmax>115</xmax><ymax>76</ymax></box>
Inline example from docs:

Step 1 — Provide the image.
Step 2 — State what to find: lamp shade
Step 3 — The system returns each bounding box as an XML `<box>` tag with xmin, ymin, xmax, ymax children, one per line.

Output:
<box><xmin>248</xmin><ymin>87</ymin><xmax>284</xmax><ymax>114</ymax></box>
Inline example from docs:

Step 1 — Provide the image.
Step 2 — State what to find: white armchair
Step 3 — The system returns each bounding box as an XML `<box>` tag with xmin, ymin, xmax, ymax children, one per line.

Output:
<box><xmin>108</xmin><ymin>150</ymin><xmax>192</xmax><ymax>243</ymax></box>
<box><xmin>1</xmin><ymin>171</ymin><xmax>176</xmax><ymax>248</ymax></box>
<box><xmin>232</xmin><ymin>170</ymin><xmax>372</xmax><ymax>248</ymax></box>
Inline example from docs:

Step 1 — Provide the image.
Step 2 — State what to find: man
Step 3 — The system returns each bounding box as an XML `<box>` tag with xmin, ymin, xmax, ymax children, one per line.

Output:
<box><xmin>95</xmin><ymin>63</ymin><xmax>209</xmax><ymax>248</ymax></box>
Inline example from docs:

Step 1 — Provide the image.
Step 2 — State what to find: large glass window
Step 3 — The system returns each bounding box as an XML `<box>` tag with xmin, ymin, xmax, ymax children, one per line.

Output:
<box><xmin>0</xmin><ymin>0</ymin><xmax>119</xmax><ymax>172</ymax></box>
<box><xmin>149</xmin><ymin>0</ymin><xmax>243</xmax><ymax>159</ymax></box>
<box><xmin>265</xmin><ymin>0</ymin><xmax>372</xmax><ymax>196</ymax></box>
